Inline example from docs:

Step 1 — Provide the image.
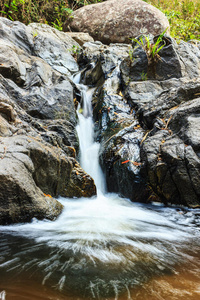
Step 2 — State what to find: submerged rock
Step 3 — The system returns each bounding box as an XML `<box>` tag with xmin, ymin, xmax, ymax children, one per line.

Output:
<box><xmin>69</xmin><ymin>0</ymin><xmax>170</xmax><ymax>44</ymax></box>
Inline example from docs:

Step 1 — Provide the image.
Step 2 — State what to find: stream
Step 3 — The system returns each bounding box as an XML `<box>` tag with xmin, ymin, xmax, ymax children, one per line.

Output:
<box><xmin>0</xmin><ymin>78</ymin><xmax>200</xmax><ymax>299</ymax></box>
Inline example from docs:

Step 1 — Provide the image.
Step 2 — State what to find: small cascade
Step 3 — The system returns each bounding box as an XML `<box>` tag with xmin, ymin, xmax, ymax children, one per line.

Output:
<box><xmin>76</xmin><ymin>82</ymin><xmax>105</xmax><ymax>194</ymax></box>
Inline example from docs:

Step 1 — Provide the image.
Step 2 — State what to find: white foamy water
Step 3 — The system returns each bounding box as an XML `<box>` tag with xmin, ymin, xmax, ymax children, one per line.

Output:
<box><xmin>76</xmin><ymin>83</ymin><xmax>105</xmax><ymax>194</ymax></box>
<box><xmin>0</xmin><ymin>74</ymin><xmax>200</xmax><ymax>299</ymax></box>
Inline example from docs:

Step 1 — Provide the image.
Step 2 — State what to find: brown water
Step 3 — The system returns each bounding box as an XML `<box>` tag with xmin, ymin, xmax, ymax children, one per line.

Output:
<box><xmin>1</xmin><ymin>260</ymin><xmax>200</xmax><ymax>299</ymax></box>
<box><xmin>0</xmin><ymin>196</ymin><xmax>200</xmax><ymax>300</ymax></box>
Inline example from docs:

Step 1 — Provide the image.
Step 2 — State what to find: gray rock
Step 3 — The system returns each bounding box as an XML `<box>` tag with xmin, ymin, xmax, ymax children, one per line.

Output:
<box><xmin>141</xmin><ymin>133</ymin><xmax>200</xmax><ymax>207</ymax></box>
<box><xmin>0</xmin><ymin>17</ymin><xmax>34</xmax><ymax>54</ymax></box>
<box><xmin>82</xmin><ymin>46</ymin><xmax>149</xmax><ymax>201</ymax></box>
<box><xmin>81</xmin><ymin>37</ymin><xmax>200</xmax><ymax>207</ymax></box>
<box><xmin>121</xmin><ymin>35</ymin><xmax>200</xmax><ymax>84</ymax></box>
<box><xmin>137</xmin><ymin>83</ymin><xmax>200</xmax><ymax>207</ymax></box>
<box><xmin>99</xmin><ymin>123</ymin><xmax>148</xmax><ymax>202</ymax></box>
<box><xmin>0</xmin><ymin>135</ymin><xmax>64</xmax><ymax>224</ymax></box>
<box><xmin>67</xmin><ymin>32</ymin><xmax>94</xmax><ymax>46</ymax></box>
<box><xmin>0</xmin><ymin>134</ymin><xmax>96</xmax><ymax>224</ymax></box>
<box><xmin>28</xmin><ymin>23</ymin><xmax>80</xmax><ymax>76</ymax></box>
<box><xmin>0</xmin><ymin>33</ymin><xmax>78</xmax><ymax>148</ymax></box>
<box><xmin>125</xmin><ymin>78</ymin><xmax>200</xmax><ymax>129</ymax></box>
<box><xmin>0</xmin><ymin>18</ymin><xmax>98</xmax><ymax>224</ymax></box>
<box><xmin>70</xmin><ymin>0</ymin><xmax>170</xmax><ymax>44</ymax></box>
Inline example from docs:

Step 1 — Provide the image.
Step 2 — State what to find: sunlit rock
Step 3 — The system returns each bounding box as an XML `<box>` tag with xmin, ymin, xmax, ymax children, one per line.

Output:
<box><xmin>70</xmin><ymin>0</ymin><xmax>170</xmax><ymax>44</ymax></box>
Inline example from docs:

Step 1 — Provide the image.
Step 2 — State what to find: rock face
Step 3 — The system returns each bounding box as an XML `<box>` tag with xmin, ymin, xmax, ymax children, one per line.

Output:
<box><xmin>0</xmin><ymin>18</ymin><xmax>96</xmax><ymax>224</ymax></box>
<box><xmin>78</xmin><ymin>35</ymin><xmax>200</xmax><ymax>208</ymax></box>
<box><xmin>123</xmin><ymin>38</ymin><xmax>200</xmax><ymax>207</ymax></box>
<box><xmin>78</xmin><ymin>41</ymin><xmax>149</xmax><ymax>202</ymax></box>
<box><xmin>69</xmin><ymin>0</ymin><xmax>170</xmax><ymax>44</ymax></box>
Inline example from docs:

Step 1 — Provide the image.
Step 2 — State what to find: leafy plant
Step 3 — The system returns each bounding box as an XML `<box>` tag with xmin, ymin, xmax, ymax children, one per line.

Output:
<box><xmin>130</xmin><ymin>28</ymin><xmax>168</xmax><ymax>79</ymax></box>
<box><xmin>128</xmin><ymin>45</ymin><xmax>134</xmax><ymax>62</ymax></box>
<box><xmin>68</xmin><ymin>45</ymin><xmax>81</xmax><ymax>61</ymax></box>
<box><xmin>131</xmin><ymin>27</ymin><xmax>168</xmax><ymax>63</ymax></box>
<box><xmin>69</xmin><ymin>45</ymin><xmax>80</xmax><ymax>55</ymax></box>
<box><xmin>141</xmin><ymin>71</ymin><xmax>148</xmax><ymax>81</ymax></box>
<box><xmin>51</xmin><ymin>18</ymin><xmax>63</xmax><ymax>31</ymax></box>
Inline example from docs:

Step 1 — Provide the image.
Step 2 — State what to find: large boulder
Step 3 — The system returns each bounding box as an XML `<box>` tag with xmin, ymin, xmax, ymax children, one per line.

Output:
<box><xmin>69</xmin><ymin>0</ymin><xmax>170</xmax><ymax>44</ymax></box>
<box><xmin>0</xmin><ymin>135</ymin><xmax>96</xmax><ymax>225</ymax></box>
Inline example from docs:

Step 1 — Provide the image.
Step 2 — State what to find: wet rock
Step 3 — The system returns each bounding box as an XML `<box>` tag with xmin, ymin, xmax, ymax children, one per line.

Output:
<box><xmin>41</xmin><ymin>119</ymin><xmax>79</xmax><ymax>154</ymax></box>
<box><xmin>141</xmin><ymin>133</ymin><xmax>200</xmax><ymax>207</ymax></box>
<box><xmin>1</xmin><ymin>16</ymin><xmax>200</xmax><ymax>212</ymax></box>
<box><xmin>70</xmin><ymin>0</ymin><xmax>169</xmax><ymax>44</ymax></box>
<box><xmin>81</xmin><ymin>38</ymin><xmax>200</xmax><ymax>208</ymax></box>
<box><xmin>0</xmin><ymin>135</ymin><xmax>96</xmax><ymax>224</ymax></box>
<box><xmin>99</xmin><ymin>123</ymin><xmax>148</xmax><ymax>202</ymax></box>
<box><xmin>78</xmin><ymin>41</ymin><xmax>130</xmax><ymax>77</ymax></box>
<box><xmin>82</xmin><ymin>45</ymin><xmax>149</xmax><ymax>201</ymax></box>
<box><xmin>62</xmin><ymin>158</ymin><xmax>97</xmax><ymax>198</ymax></box>
<box><xmin>137</xmin><ymin>83</ymin><xmax>200</xmax><ymax>207</ymax></box>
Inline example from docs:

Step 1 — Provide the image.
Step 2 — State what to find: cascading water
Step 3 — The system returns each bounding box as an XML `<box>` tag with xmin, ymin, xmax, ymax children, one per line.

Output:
<box><xmin>0</xmin><ymin>76</ymin><xmax>200</xmax><ymax>299</ymax></box>
<box><xmin>76</xmin><ymin>83</ymin><xmax>105</xmax><ymax>194</ymax></box>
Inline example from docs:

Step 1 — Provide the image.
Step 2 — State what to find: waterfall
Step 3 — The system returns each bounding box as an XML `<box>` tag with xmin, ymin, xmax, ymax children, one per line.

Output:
<box><xmin>76</xmin><ymin>83</ymin><xmax>105</xmax><ymax>194</ymax></box>
<box><xmin>0</xmin><ymin>74</ymin><xmax>199</xmax><ymax>300</ymax></box>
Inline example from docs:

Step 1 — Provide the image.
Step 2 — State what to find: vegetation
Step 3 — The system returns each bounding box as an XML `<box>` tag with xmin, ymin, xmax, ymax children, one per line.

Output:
<box><xmin>131</xmin><ymin>29</ymin><xmax>168</xmax><ymax>78</ymax></box>
<box><xmin>131</xmin><ymin>28</ymin><xmax>168</xmax><ymax>63</ymax></box>
<box><xmin>0</xmin><ymin>0</ymin><xmax>199</xmax><ymax>41</ymax></box>
<box><xmin>145</xmin><ymin>0</ymin><xmax>200</xmax><ymax>41</ymax></box>
<box><xmin>0</xmin><ymin>0</ymin><xmax>104</xmax><ymax>30</ymax></box>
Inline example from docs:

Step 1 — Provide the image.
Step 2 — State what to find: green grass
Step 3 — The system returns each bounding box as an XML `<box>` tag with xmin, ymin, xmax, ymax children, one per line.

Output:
<box><xmin>0</xmin><ymin>0</ymin><xmax>104</xmax><ymax>30</ymax></box>
<box><xmin>145</xmin><ymin>0</ymin><xmax>200</xmax><ymax>41</ymax></box>
<box><xmin>0</xmin><ymin>0</ymin><xmax>199</xmax><ymax>41</ymax></box>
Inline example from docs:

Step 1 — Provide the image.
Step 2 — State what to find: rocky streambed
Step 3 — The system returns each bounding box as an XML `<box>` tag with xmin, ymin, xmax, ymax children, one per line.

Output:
<box><xmin>0</xmin><ymin>16</ymin><xmax>200</xmax><ymax>226</ymax></box>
